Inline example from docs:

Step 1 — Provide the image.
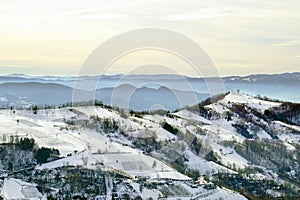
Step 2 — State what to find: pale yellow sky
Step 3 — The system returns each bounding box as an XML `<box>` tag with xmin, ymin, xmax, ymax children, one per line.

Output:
<box><xmin>0</xmin><ymin>0</ymin><xmax>299</xmax><ymax>76</ymax></box>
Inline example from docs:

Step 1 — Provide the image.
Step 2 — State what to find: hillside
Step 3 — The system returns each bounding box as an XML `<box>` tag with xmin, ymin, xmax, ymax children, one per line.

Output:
<box><xmin>0</xmin><ymin>92</ymin><xmax>299</xmax><ymax>199</ymax></box>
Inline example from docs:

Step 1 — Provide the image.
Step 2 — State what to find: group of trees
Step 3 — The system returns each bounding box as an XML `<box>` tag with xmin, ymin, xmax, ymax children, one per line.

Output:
<box><xmin>132</xmin><ymin>132</ymin><xmax>162</xmax><ymax>153</ymax></box>
<box><xmin>2</xmin><ymin>137</ymin><xmax>60</xmax><ymax>165</ymax></box>
<box><xmin>101</xmin><ymin>118</ymin><xmax>119</xmax><ymax>133</ymax></box>
<box><xmin>213</xmin><ymin>172</ymin><xmax>300</xmax><ymax>199</ymax></box>
<box><xmin>186</xmin><ymin>92</ymin><xmax>229</xmax><ymax>119</ymax></box>
<box><xmin>32</xmin><ymin>167</ymin><xmax>106</xmax><ymax>199</ymax></box>
<box><xmin>232</xmin><ymin>123</ymin><xmax>253</xmax><ymax>139</ymax></box>
<box><xmin>90</xmin><ymin>116</ymin><xmax>119</xmax><ymax>133</ymax></box>
<box><xmin>17</xmin><ymin>138</ymin><xmax>35</xmax><ymax>150</ymax></box>
<box><xmin>230</xmin><ymin>103</ymin><xmax>280</xmax><ymax>139</ymax></box>
<box><xmin>264</xmin><ymin>102</ymin><xmax>300</xmax><ymax>126</ymax></box>
<box><xmin>0</xmin><ymin>137</ymin><xmax>61</xmax><ymax>172</ymax></box>
<box><xmin>35</xmin><ymin>147</ymin><xmax>60</xmax><ymax>164</ymax></box>
<box><xmin>235</xmin><ymin>139</ymin><xmax>298</xmax><ymax>178</ymax></box>
<box><xmin>171</xmin><ymin>155</ymin><xmax>200</xmax><ymax>181</ymax></box>
<box><xmin>161</xmin><ymin>122</ymin><xmax>179</xmax><ymax>135</ymax></box>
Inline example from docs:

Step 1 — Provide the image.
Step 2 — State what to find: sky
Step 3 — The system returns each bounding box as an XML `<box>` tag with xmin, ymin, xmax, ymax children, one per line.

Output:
<box><xmin>0</xmin><ymin>0</ymin><xmax>299</xmax><ymax>77</ymax></box>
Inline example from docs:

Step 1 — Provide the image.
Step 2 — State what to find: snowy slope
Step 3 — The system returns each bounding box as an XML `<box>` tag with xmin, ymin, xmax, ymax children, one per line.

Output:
<box><xmin>207</xmin><ymin>92</ymin><xmax>280</xmax><ymax>114</ymax></box>
<box><xmin>0</xmin><ymin>91</ymin><xmax>298</xmax><ymax>199</ymax></box>
<box><xmin>0</xmin><ymin>178</ymin><xmax>42</xmax><ymax>200</ymax></box>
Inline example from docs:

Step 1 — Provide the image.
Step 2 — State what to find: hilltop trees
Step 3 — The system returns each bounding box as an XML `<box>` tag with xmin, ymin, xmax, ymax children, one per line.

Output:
<box><xmin>32</xmin><ymin>105</ymin><xmax>38</xmax><ymax>114</ymax></box>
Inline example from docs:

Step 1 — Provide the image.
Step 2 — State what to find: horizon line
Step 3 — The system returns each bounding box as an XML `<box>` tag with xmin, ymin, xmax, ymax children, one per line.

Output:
<box><xmin>1</xmin><ymin>71</ymin><xmax>299</xmax><ymax>79</ymax></box>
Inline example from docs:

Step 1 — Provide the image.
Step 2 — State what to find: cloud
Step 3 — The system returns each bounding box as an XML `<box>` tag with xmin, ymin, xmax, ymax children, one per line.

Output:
<box><xmin>165</xmin><ymin>8</ymin><xmax>231</xmax><ymax>21</ymax></box>
<box><xmin>218</xmin><ymin>63</ymin><xmax>265</xmax><ymax>68</ymax></box>
<box><xmin>272</xmin><ymin>40</ymin><xmax>300</xmax><ymax>46</ymax></box>
<box><xmin>77</xmin><ymin>13</ymin><xmax>126</xmax><ymax>20</ymax></box>
<box><xmin>68</xmin><ymin>7</ymin><xmax>127</xmax><ymax>20</ymax></box>
<box><xmin>251</xmin><ymin>37</ymin><xmax>287</xmax><ymax>45</ymax></box>
<box><xmin>0</xmin><ymin>66</ymin><xmax>34</xmax><ymax>75</ymax></box>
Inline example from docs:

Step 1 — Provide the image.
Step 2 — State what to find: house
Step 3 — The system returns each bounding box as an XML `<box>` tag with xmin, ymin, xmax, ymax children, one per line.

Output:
<box><xmin>0</xmin><ymin>178</ymin><xmax>42</xmax><ymax>200</ymax></box>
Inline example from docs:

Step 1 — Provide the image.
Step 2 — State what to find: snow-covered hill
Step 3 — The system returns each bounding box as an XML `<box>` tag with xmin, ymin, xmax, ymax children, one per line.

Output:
<box><xmin>0</xmin><ymin>91</ymin><xmax>299</xmax><ymax>199</ymax></box>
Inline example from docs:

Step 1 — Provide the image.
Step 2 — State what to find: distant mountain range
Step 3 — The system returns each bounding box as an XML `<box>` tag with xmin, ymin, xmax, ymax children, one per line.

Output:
<box><xmin>0</xmin><ymin>72</ymin><xmax>300</xmax><ymax>81</ymax></box>
<box><xmin>0</xmin><ymin>72</ymin><xmax>299</xmax><ymax>110</ymax></box>
<box><xmin>0</xmin><ymin>82</ymin><xmax>208</xmax><ymax>110</ymax></box>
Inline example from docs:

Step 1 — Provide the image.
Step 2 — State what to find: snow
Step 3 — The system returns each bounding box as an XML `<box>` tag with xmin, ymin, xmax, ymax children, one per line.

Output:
<box><xmin>219</xmin><ymin>150</ymin><xmax>249</xmax><ymax>169</ymax></box>
<box><xmin>0</xmin><ymin>87</ymin><xmax>298</xmax><ymax>200</ymax></box>
<box><xmin>0</xmin><ymin>178</ymin><xmax>42</xmax><ymax>200</ymax></box>
<box><xmin>0</xmin><ymin>107</ymin><xmax>190</xmax><ymax>181</ymax></box>
<box><xmin>204</xmin><ymin>187</ymin><xmax>247</xmax><ymax>200</ymax></box>
<box><xmin>202</xmin><ymin>118</ymin><xmax>245</xmax><ymax>143</ymax></box>
<box><xmin>36</xmin><ymin>151</ymin><xmax>98</xmax><ymax>170</ymax></box>
<box><xmin>129</xmin><ymin>127</ymin><xmax>177</xmax><ymax>141</ymax></box>
<box><xmin>0</xmin><ymin>109</ymin><xmax>87</xmax><ymax>157</ymax></box>
<box><xmin>184</xmin><ymin>150</ymin><xmax>235</xmax><ymax>174</ymax></box>
<box><xmin>275</xmin><ymin>120</ymin><xmax>300</xmax><ymax>132</ymax></box>
<box><xmin>37</xmin><ymin>150</ymin><xmax>191</xmax><ymax>180</ymax></box>
<box><xmin>0</xmin><ymin>93</ymin><xmax>294</xmax><ymax>199</ymax></box>
<box><xmin>206</xmin><ymin>101</ymin><xmax>230</xmax><ymax>114</ymax></box>
<box><xmin>221</xmin><ymin>92</ymin><xmax>280</xmax><ymax>111</ymax></box>
<box><xmin>256</xmin><ymin>129</ymin><xmax>272</xmax><ymax>139</ymax></box>
<box><xmin>74</xmin><ymin>106</ymin><xmax>143</xmax><ymax>131</ymax></box>
<box><xmin>207</xmin><ymin>92</ymin><xmax>280</xmax><ymax>114</ymax></box>
<box><xmin>160</xmin><ymin>182</ymin><xmax>247</xmax><ymax>200</ymax></box>
<box><xmin>273</xmin><ymin>121</ymin><xmax>300</xmax><ymax>148</ymax></box>
<box><xmin>130</xmin><ymin>182</ymin><xmax>160</xmax><ymax>199</ymax></box>
<box><xmin>173</xmin><ymin>110</ymin><xmax>211</xmax><ymax>125</ymax></box>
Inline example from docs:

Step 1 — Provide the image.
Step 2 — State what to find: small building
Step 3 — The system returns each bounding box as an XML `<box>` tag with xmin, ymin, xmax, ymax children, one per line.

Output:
<box><xmin>0</xmin><ymin>178</ymin><xmax>42</xmax><ymax>200</ymax></box>
<box><xmin>195</xmin><ymin>176</ymin><xmax>208</xmax><ymax>186</ymax></box>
